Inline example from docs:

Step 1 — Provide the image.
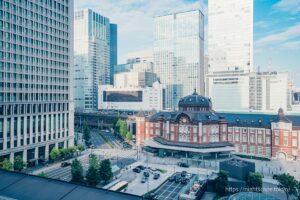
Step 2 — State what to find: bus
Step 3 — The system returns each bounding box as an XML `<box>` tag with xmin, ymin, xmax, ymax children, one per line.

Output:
<box><xmin>109</xmin><ymin>181</ymin><xmax>128</xmax><ymax>192</ymax></box>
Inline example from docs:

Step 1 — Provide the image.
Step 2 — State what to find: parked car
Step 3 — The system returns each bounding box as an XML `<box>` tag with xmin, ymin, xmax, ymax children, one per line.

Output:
<box><xmin>61</xmin><ymin>162</ymin><xmax>71</xmax><ymax>168</ymax></box>
<box><xmin>168</xmin><ymin>176</ymin><xmax>175</xmax><ymax>182</ymax></box>
<box><xmin>273</xmin><ymin>174</ymin><xmax>279</xmax><ymax>180</ymax></box>
<box><xmin>153</xmin><ymin>173</ymin><xmax>160</xmax><ymax>180</ymax></box>
<box><xmin>181</xmin><ymin>178</ymin><xmax>188</xmax><ymax>184</ymax></box>
<box><xmin>178</xmin><ymin>162</ymin><xmax>189</xmax><ymax>168</ymax></box>
<box><xmin>141</xmin><ymin>176</ymin><xmax>148</xmax><ymax>183</ymax></box>
<box><xmin>144</xmin><ymin>171</ymin><xmax>150</xmax><ymax>177</ymax></box>
<box><xmin>133</xmin><ymin>168</ymin><xmax>141</xmax><ymax>173</ymax></box>
<box><xmin>175</xmin><ymin>176</ymin><xmax>182</xmax><ymax>183</ymax></box>
<box><xmin>137</xmin><ymin>165</ymin><xmax>146</xmax><ymax>170</ymax></box>
<box><xmin>181</xmin><ymin>171</ymin><xmax>187</xmax><ymax>177</ymax></box>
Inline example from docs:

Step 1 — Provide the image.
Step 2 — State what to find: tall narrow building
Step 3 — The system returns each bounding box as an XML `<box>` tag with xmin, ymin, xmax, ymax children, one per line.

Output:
<box><xmin>74</xmin><ymin>9</ymin><xmax>110</xmax><ymax>111</ymax></box>
<box><xmin>109</xmin><ymin>24</ymin><xmax>117</xmax><ymax>85</ymax></box>
<box><xmin>0</xmin><ymin>0</ymin><xmax>74</xmax><ymax>163</ymax></box>
<box><xmin>154</xmin><ymin>10</ymin><xmax>205</xmax><ymax>110</ymax></box>
<box><xmin>206</xmin><ymin>0</ymin><xmax>253</xmax><ymax>110</ymax></box>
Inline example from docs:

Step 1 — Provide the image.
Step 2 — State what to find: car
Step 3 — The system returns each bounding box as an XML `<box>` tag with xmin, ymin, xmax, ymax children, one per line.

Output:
<box><xmin>273</xmin><ymin>174</ymin><xmax>279</xmax><ymax>180</ymax></box>
<box><xmin>133</xmin><ymin>168</ymin><xmax>141</xmax><ymax>173</ymax></box>
<box><xmin>141</xmin><ymin>176</ymin><xmax>148</xmax><ymax>183</ymax></box>
<box><xmin>181</xmin><ymin>171</ymin><xmax>187</xmax><ymax>177</ymax></box>
<box><xmin>144</xmin><ymin>171</ymin><xmax>150</xmax><ymax>177</ymax></box>
<box><xmin>153</xmin><ymin>173</ymin><xmax>160</xmax><ymax>180</ymax></box>
<box><xmin>168</xmin><ymin>176</ymin><xmax>175</xmax><ymax>182</ymax></box>
<box><xmin>61</xmin><ymin>162</ymin><xmax>71</xmax><ymax>167</ymax></box>
<box><xmin>178</xmin><ymin>162</ymin><xmax>189</xmax><ymax>168</ymax></box>
<box><xmin>175</xmin><ymin>176</ymin><xmax>182</xmax><ymax>183</ymax></box>
<box><xmin>181</xmin><ymin>178</ymin><xmax>188</xmax><ymax>184</ymax></box>
<box><xmin>137</xmin><ymin>165</ymin><xmax>146</xmax><ymax>170</ymax></box>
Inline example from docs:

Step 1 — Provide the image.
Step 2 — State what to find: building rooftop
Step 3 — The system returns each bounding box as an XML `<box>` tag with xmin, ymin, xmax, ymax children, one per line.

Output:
<box><xmin>0</xmin><ymin>169</ymin><xmax>142</xmax><ymax>200</ymax></box>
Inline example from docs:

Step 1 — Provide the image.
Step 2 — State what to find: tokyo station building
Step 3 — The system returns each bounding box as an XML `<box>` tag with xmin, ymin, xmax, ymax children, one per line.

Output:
<box><xmin>136</xmin><ymin>91</ymin><xmax>300</xmax><ymax>161</ymax></box>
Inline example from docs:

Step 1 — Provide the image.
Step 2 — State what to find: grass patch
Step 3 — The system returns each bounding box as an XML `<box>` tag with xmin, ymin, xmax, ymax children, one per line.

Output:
<box><xmin>98</xmin><ymin>132</ymin><xmax>114</xmax><ymax>149</ymax></box>
<box><xmin>156</xmin><ymin>168</ymin><xmax>167</xmax><ymax>174</ymax></box>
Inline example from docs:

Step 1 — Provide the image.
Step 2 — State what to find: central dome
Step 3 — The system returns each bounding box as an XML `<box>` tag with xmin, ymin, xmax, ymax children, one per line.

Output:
<box><xmin>178</xmin><ymin>90</ymin><xmax>212</xmax><ymax>111</ymax></box>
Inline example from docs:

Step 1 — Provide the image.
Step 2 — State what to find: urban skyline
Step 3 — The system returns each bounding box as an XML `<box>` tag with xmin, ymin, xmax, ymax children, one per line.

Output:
<box><xmin>75</xmin><ymin>0</ymin><xmax>300</xmax><ymax>86</ymax></box>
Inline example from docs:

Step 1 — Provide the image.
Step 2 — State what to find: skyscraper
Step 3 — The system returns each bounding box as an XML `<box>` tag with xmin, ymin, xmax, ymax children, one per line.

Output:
<box><xmin>109</xmin><ymin>24</ymin><xmax>117</xmax><ymax>85</ymax></box>
<box><xmin>154</xmin><ymin>10</ymin><xmax>205</xmax><ymax>110</ymax></box>
<box><xmin>206</xmin><ymin>0</ymin><xmax>253</xmax><ymax>110</ymax></box>
<box><xmin>208</xmin><ymin>0</ymin><xmax>253</xmax><ymax>72</ymax></box>
<box><xmin>0</xmin><ymin>0</ymin><xmax>74</xmax><ymax>163</ymax></box>
<box><xmin>74</xmin><ymin>9</ymin><xmax>110</xmax><ymax>111</ymax></box>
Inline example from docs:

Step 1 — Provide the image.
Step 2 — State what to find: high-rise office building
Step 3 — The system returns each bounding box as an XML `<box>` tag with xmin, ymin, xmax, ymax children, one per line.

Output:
<box><xmin>208</xmin><ymin>0</ymin><xmax>253</xmax><ymax>72</ymax></box>
<box><xmin>74</xmin><ymin>9</ymin><xmax>110</xmax><ymax>111</ymax></box>
<box><xmin>109</xmin><ymin>24</ymin><xmax>117</xmax><ymax>85</ymax></box>
<box><xmin>206</xmin><ymin>0</ymin><xmax>253</xmax><ymax>110</ymax></box>
<box><xmin>154</xmin><ymin>10</ymin><xmax>205</xmax><ymax>110</ymax></box>
<box><xmin>0</xmin><ymin>0</ymin><xmax>74</xmax><ymax>163</ymax></box>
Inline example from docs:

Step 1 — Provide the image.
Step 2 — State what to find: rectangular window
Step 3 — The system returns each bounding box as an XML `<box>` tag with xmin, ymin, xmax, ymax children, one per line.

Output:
<box><xmin>275</xmin><ymin>137</ymin><xmax>279</xmax><ymax>145</ymax></box>
<box><xmin>266</xmin><ymin>137</ymin><xmax>270</xmax><ymax>145</ymax></box>
<box><xmin>292</xmin><ymin>139</ymin><xmax>297</xmax><ymax>147</ymax></box>
<box><xmin>235</xmin><ymin>133</ymin><xmax>239</xmax><ymax>142</ymax></box>
<box><xmin>257</xmin><ymin>135</ymin><xmax>262</xmax><ymax>144</ymax></box>
<box><xmin>228</xmin><ymin>134</ymin><xmax>232</xmax><ymax>141</ymax></box>
<box><xmin>243</xmin><ymin>134</ymin><xmax>247</xmax><ymax>142</ymax></box>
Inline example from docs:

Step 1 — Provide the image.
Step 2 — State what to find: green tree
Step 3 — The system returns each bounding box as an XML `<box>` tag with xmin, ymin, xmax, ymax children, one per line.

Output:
<box><xmin>83</xmin><ymin>124</ymin><xmax>91</xmax><ymax>145</ymax></box>
<box><xmin>278</xmin><ymin>173</ymin><xmax>298</xmax><ymax>200</ymax></box>
<box><xmin>50</xmin><ymin>148</ymin><xmax>61</xmax><ymax>160</ymax></box>
<box><xmin>0</xmin><ymin>159</ymin><xmax>13</xmax><ymax>171</ymax></box>
<box><xmin>86</xmin><ymin>154</ymin><xmax>100</xmax><ymax>186</ymax></box>
<box><xmin>60</xmin><ymin>148</ymin><xmax>70</xmax><ymax>159</ymax></box>
<box><xmin>71</xmin><ymin>159</ymin><xmax>84</xmax><ymax>184</ymax></box>
<box><xmin>99</xmin><ymin>159</ymin><xmax>112</xmax><ymax>184</ymax></box>
<box><xmin>126</xmin><ymin>131</ymin><xmax>133</xmax><ymax>141</ymax></box>
<box><xmin>215</xmin><ymin>170</ymin><xmax>229</xmax><ymax>197</ymax></box>
<box><xmin>77</xmin><ymin>144</ymin><xmax>85</xmax><ymax>152</ymax></box>
<box><xmin>247</xmin><ymin>172</ymin><xmax>263</xmax><ymax>193</ymax></box>
<box><xmin>38</xmin><ymin>172</ymin><xmax>48</xmax><ymax>177</ymax></box>
<box><xmin>13</xmin><ymin>156</ymin><xmax>26</xmax><ymax>171</ymax></box>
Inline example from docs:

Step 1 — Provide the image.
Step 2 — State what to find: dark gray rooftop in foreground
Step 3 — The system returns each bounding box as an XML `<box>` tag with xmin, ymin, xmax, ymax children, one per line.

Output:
<box><xmin>0</xmin><ymin>169</ymin><xmax>142</xmax><ymax>200</ymax></box>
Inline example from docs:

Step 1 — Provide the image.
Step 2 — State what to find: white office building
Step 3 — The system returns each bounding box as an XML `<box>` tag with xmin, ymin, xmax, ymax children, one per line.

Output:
<box><xmin>249</xmin><ymin>72</ymin><xmax>291</xmax><ymax>111</ymax></box>
<box><xmin>114</xmin><ymin>71</ymin><xmax>157</xmax><ymax>88</ymax></box>
<box><xmin>0</xmin><ymin>0</ymin><xmax>74</xmax><ymax>163</ymax></box>
<box><xmin>206</xmin><ymin>70</ymin><xmax>251</xmax><ymax>110</ymax></box>
<box><xmin>98</xmin><ymin>82</ymin><xmax>165</xmax><ymax>111</ymax></box>
<box><xmin>206</xmin><ymin>0</ymin><xmax>253</xmax><ymax>110</ymax></box>
<box><xmin>208</xmin><ymin>0</ymin><xmax>253</xmax><ymax>72</ymax></box>
<box><xmin>154</xmin><ymin>10</ymin><xmax>205</xmax><ymax>110</ymax></box>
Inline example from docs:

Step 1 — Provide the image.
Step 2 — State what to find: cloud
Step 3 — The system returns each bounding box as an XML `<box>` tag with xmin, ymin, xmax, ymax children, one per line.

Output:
<box><xmin>280</xmin><ymin>40</ymin><xmax>300</xmax><ymax>49</ymax></box>
<box><xmin>255</xmin><ymin>23</ymin><xmax>300</xmax><ymax>46</ymax></box>
<box><xmin>74</xmin><ymin>0</ymin><xmax>206</xmax><ymax>63</ymax></box>
<box><xmin>273</xmin><ymin>0</ymin><xmax>300</xmax><ymax>14</ymax></box>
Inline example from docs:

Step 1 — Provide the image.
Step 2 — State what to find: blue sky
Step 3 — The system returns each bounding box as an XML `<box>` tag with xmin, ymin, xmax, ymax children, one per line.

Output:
<box><xmin>75</xmin><ymin>0</ymin><xmax>300</xmax><ymax>86</ymax></box>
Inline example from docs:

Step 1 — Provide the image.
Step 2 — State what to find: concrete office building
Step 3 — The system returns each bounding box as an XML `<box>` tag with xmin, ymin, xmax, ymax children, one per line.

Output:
<box><xmin>109</xmin><ymin>23</ymin><xmax>117</xmax><ymax>84</ymax></box>
<box><xmin>98</xmin><ymin>82</ymin><xmax>165</xmax><ymax>111</ymax></box>
<box><xmin>249</xmin><ymin>72</ymin><xmax>291</xmax><ymax>111</ymax></box>
<box><xmin>154</xmin><ymin>10</ymin><xmax>205</xmax><ymax>110</ymax></box>
<box><xmin>0</xmin><ymin>0</ymin><xmax>74</xmax><ymax>163</ymax></box>
<box><xmin>74</xmin><ymin>9</ymin><xmax>110</xmax><ymax>111</ymax></box>
<box><xmin>114</xmin><ymin>71</ymin><xmax>157</xmax><ymax>88</ymax></box>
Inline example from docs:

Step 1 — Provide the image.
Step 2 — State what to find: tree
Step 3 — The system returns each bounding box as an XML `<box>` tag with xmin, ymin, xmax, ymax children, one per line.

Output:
<box><xmin>215</xmin><ymin>170</ymin><xmax>229</xmax><ymax>197</ymax></box>
<box><xmin>13</xmin><ymin>156</ymin><xmax>26</xmax><ymax>171</ymax></box>
<box><xmin>0</xmin><ymin>159</ymin><xmax>13</xmax><ymax>171</ymax></box>
<box><xmin>126</xmin><ymin>131</ymin><xmax>133</xmax><ymax>142</ymax></box>
<box><xmin>71</xmin><ymin>159</ymin><xmax>84</xmax><ymax>184</ymax></box>
<box><xmin>115</xmin><ymin>119</ymin><xmax>127</xmax><ymax>139</ymax></box>
<box><xmin>50</xmin><ymin>148</ymin><xmax>61</xmax><ymax>161</ymax></box>
<box><xmin>38</xmin><ymin>172</ymin><xmax>48</xmax><ymax>177</ymax></box>
<box><xmin>86</xmin><ymin>154</ymin><xmax>100</xmax><ymax>186</ymax></box>
<box><xmin>60</xmin><ymin>148</ymin><xmax>70</xmax><ymax>159</ymax></box>
<box><xmin>278</xmin><ymin>173</ymin><xmax>298</xmax><ymax>200</ymax></box>
<box><xmin>99</xmin><ymin>159</ymin><xmax>112</xmax><ymax>184</ymax></box>
<box><xmin>77</xmin><ymin>144</ymin><xmax>85</xmax><ymax>152</ymax></box>
<box><xmin>247</xmin><ymin>172</ymin><xmax>263</xmax><ymax>193</ymax></box>
<box><xmin>83</xmin><ymin>124</ymin><xmax>91</xmax><ymax>145</ymax></box>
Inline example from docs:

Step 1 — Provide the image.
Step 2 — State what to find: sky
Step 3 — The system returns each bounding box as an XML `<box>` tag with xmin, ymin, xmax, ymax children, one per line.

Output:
<box><xmin>75</xmin><ymin>0</ymin><xmax>300</xmax><ymax>86</ymax></box>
